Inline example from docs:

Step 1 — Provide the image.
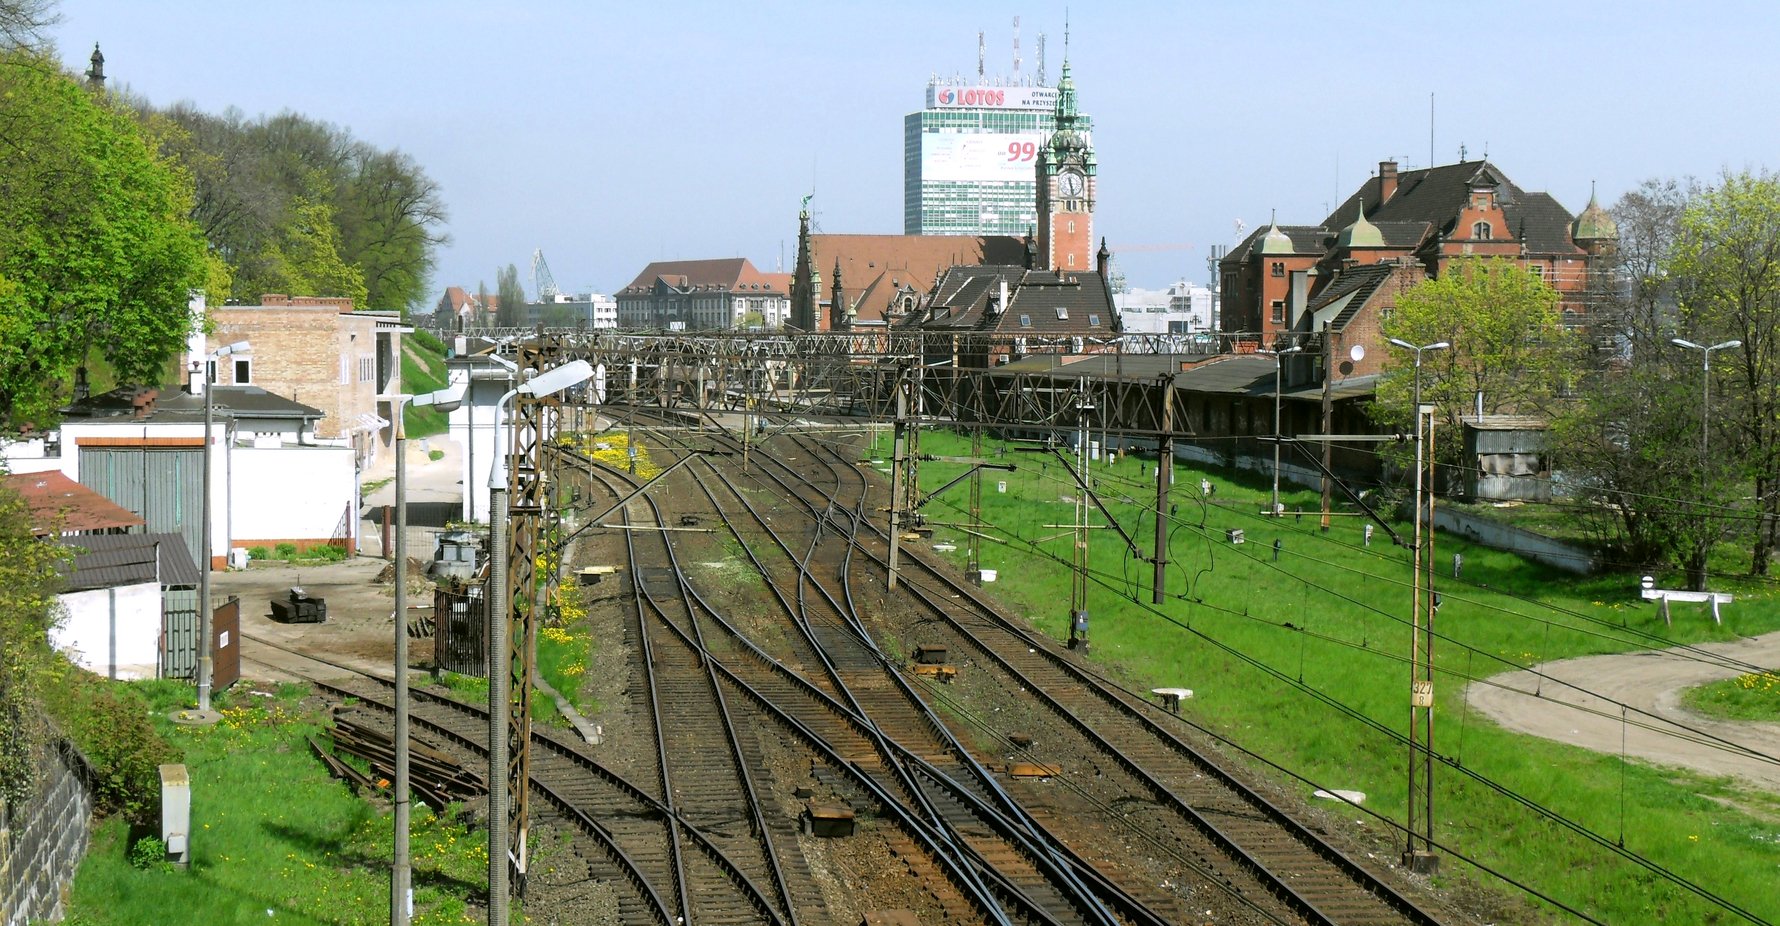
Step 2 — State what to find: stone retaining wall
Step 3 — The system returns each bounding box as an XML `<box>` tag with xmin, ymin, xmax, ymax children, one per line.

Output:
<box><xmin>0</xmin><ymin>742</ymin><xmax>94</xmax><ymax>926</ymax></box>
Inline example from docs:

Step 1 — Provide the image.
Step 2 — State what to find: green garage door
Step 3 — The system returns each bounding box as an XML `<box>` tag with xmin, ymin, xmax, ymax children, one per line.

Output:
<box><xmin>79</xmin><ymin>446</ymin><xmax>204</xmax><ymax>567</ymax></box>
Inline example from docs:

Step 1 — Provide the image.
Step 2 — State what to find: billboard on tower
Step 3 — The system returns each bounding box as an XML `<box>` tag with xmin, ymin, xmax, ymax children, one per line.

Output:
<box><xmin>920</xmin><ymin>132</ymin><xmax>1049</xmax><ymax>183</ymax></box>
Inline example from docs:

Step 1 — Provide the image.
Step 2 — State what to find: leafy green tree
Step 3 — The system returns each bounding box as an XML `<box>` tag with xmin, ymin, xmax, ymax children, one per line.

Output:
<box><xmin>0</xmin><ymin>485</ymin><xmax>69</xmax><ymax>804</ymax></box>
<box><xmin>496</xmin><ymin>263</ymin><xmax>526</xmax><ymax>327</ymax></box>
<box><xmin>1669</xmin><ymin>170</ymin><xmax>1780</xmax><ymax>576</ymax></box>
<box><xmin>1374</xmin><ymin>258</ymin><xmax>1579</xmax><ymax>484</ymax></box>
<box><xmin>0</xmin><ymin>49</ymin><xmax>216</xmax><ymax>426</ymax></box>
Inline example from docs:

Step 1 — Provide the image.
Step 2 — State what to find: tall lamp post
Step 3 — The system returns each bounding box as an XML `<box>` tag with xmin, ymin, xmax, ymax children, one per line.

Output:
<box><xmin>1260</xmin><ymin>344</ymin><xmax>1302</xmax><ymax>514</ymax></box>
<box><xmin>189</xmin><ymin>340</ymin><xmax>250</xmax><ymax>720</ymax></box>
<box><xmin>1671</xmin><ymin>338</ymin><xmax>1741</xmax><ymax>473</ymax></box>
<box><xmin>377</xmin><ymin>378</ymin><xmax>467</xmax><ymax>926</ymax></box>
<box><xmin>1386</xmin><ymin>336</ymin><xmax>1448</xmax><ymax>873</ymax></box>
<box><xmin>485</xmin><ymin>359</ymin><xmax>592</xmax><ymax>926</ymax></box>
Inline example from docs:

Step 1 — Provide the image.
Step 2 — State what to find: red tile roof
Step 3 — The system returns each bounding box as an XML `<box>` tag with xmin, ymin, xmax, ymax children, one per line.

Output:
<box><xmin>2</xmin><ymin>471</ymin><xmax>144</xmax><ymax>535</ymax></box>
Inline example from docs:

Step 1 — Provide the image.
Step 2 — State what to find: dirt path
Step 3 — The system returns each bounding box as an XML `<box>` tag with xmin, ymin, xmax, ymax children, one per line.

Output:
<box><xmin>1468</xmin><ymin>630</ymin><xmax>1780</xmax><ymax>791</ymax></box>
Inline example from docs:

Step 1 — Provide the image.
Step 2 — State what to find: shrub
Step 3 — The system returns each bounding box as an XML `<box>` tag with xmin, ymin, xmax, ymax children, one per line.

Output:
<box><xmin>246</xmin><ymin>546</ymin><xmax>270</xmax><ymax>561</ymax></box>
<box><xmin>48</xmin><ymin>672</ymin><xmax>180</xmax><ymax>825</ymax></box>
<box><xmin>129</xmin><ymin>834</ymin><xmax>167</xmax><ymax>870</ymax></box>
<box><xmin>274</xmin><ymin>542</ymin><xmax>297</xmax><ymax>558</ymax></box>
<box><xmin>309</xmin><ymin>544</ymin><xmax>347</xmax><ymax>562</ymax></box>
<box><xmin>428</xmin><ymin>449</ymin><xmax>445</xmax><ymax>462</ymax></box>
<box><xmin>409</xmin><ymin>328</ymin><xmax>447</xmax><ymax>355</ymax></box>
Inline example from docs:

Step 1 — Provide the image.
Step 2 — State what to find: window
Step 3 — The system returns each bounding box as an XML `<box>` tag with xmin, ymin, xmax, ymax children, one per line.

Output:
<box><xmin>1270</xmin><ymin>300</ymin><xmax>1285</xmax><ymax>324</ymax></box>
<box><xmin>1528</xmin><ymin>264</ymin><xmax>1545</xmax><ymax>280</ymax></box>
<box><xmin>1271</xmin><ymin>262</ymin><xmax>1286</xmax><ymax>278</ymax></box>
<box><xmin>1088</xmin><ymin>313</ymin><xmax>1101</xmax><ymax>327</ymax></box>
<box><xmin>1018</xmin><ymin>314</ymin><xmax>1032</xmax><ymax>327</ymax></box>
<box><xmin>1055</xmin><ymin>307</ymin><xmax>1069</xmax><ymax>320</ymax></box>
<box><xmin>359</xmin><ymin>356</ymin><xmax>374</xmax><ymax>382</ymax></box>
<box><xmin>1067</xmin><ymin>220</ymin><xmax>1076</xmax><ymax>234</ymax></box>
<box><xmin>1472</xmin><ymin>221</ymin><xmax>1492</xmax><ymax>240</ymax></box>
<box><xmin>234</xmin><ymin>358</ymin><xmax>251</xmax><ymax>384</ymax></box>
<box><xmin>1067</xmin><ymin>253</ymin><xmax>1076</xmax><ymax>268</ymax></box>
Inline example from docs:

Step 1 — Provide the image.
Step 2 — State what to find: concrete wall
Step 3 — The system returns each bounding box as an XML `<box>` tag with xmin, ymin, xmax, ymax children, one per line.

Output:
<box><xmin>52</xmin><ymin>582</ymin><xmax>163</xmax><ymax>680</ymax></box>
<box><xmin>231</xmin><ymin>445</ymin><xmax>356</xmax><ymax>551</ymax></box>
<box><xmin>0</xmin><ymin>743</ymin><xmax>93</xmax><ymax>926</ymax></box>
<box><xmin>1433</xmin><ymin>506</ymin><xmax>1599</xmax><ymax>574</ymax></box>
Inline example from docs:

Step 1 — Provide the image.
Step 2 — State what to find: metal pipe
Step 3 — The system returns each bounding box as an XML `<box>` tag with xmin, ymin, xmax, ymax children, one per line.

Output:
<box><xmin>392</xmin><ymin>400</ymin><xmax>412</xmax><ymax>926</ymax></box>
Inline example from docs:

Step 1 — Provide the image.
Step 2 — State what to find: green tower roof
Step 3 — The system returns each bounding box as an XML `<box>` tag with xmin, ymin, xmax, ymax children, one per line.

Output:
<box><xmin>1571</xmin><ymin>184</ymin><xmax>1617</xmax><ymax>241</ymax></box>
<box><xmin>1256</xmin><ymin>214</ymin><xmax>1294</xmax><ymax>255</ymax></box>
<box><xmin>1337</xmin><ymin>206</ymin><xmax>1385</xmax><ymax>250</ymax></box>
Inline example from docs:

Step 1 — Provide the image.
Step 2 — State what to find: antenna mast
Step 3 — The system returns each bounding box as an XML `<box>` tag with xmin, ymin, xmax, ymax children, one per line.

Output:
<box><xmin>1037</xmin><ymin>33</ymin><xmax>1047</xmax><ymax>85</ymax></box>
<box><xmin>977</xmin><ymin>31</ymin><xmax>985</xmax><ymax>78</ymax></box>
<box><xmin>1013</xmin><ymin>16</ymin><xmax>1021</xmax><ymax>81</ymax></box>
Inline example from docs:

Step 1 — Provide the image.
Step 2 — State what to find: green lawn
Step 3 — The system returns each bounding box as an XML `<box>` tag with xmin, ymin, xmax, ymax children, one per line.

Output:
<box><xmin>876</xmin><ymin>429</ymin><xmax>1780</xmax><ymax>925</ymax></box>
<box><xmin>66</xmin><ymin>681</ymin><xmax>486</xmax><ymax>926</ymax></box>
<box><xmin>1685</xmin><ymin>670</ymin><xmax>1780</xmax><ymax>722</ymax></box>
<box><xmin>402</xmin><ymin>333</ymin><xmax>450</xmax><ymax>438</ymax></box>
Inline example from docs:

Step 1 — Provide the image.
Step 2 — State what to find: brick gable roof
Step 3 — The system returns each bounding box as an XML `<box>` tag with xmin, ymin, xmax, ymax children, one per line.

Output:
<box><xmin>811</xmin><ymin>234</ymin><xmax>1025</xmax><ymax>324</ymax></box>
<box><xmin>1322</xmin><ymin>160</ymin><xmax>1583</xmax><ymax>256</ymax></box>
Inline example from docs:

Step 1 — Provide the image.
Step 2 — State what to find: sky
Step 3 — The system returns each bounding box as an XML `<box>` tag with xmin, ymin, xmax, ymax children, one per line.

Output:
<box><xmin>47</xmin><ymin>0</ymin><xmax>1780</xmax><ymax>305</ymax></box>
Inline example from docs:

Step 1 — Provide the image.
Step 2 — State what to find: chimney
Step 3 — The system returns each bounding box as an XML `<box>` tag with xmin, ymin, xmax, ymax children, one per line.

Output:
<box><xmin>1378</xmin><ymin>161</ymin><xmax>1399</xmax><ymax>203</ymax></box>
<box><xmin>1096</xmin><ymin>237</ymin><xmax>1111</xmax><ymax>277</ymax></box>
<box><xmin>131</xmin><ymin>389</ymin><xmax>159</xmax><ymax>419</ymax></box>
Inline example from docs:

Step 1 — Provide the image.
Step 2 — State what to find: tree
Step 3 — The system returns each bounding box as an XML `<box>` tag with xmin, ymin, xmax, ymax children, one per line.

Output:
<box><xmin>0</xmin><ymin>49</ymin><xmax>216</xmax><ymax>427</ymax></box>
<box><xmin>1374</xmin><ymin>258</ymin><xmax>1579</xmax><ymax>485</ymax></box>
<box><xmin>496</xmin><ymin>263</ymin><xmax>525</xmax><ymax>327</ymax></box>
<box><xmin>0</xmin><ymin>484</ymin><xmax>70</xmax><ymax>804</ymax></box>
<box><xmin>1669</xmin><ymin>170</ymin><xmax>1780</xmax><ymax>576</ymax></box>
<box><xmin>1551</xmin><ymin>179</ymin><xmax>1724</xmax><ymax>589</ymax></box>
<box><xmin>0</xmin><ymin>0</ymin><xmax>55</xmax><ymax>51</ymax></box>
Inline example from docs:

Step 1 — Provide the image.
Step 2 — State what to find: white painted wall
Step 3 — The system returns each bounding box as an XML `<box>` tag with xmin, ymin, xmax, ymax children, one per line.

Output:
<box><xmin>52</xmin><ymin>582</ymin><xmax>163</xmax><ymax>679</ymax></box>
<box><xmin>231</xmin><ymin>445</ymin><xmax>356</xmax><ymax>547</ymax></box>
<box><xmin>449</xmin><ymin>371</ymin><xmax>513</xmax><ymax>523</ymax></box>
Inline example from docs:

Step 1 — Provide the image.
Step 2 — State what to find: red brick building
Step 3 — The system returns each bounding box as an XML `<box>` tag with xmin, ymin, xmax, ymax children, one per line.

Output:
<box><xmin>1219</xmin><ymin>160</ymin><xmax>1617</xmax><ymax>344</ymax></box>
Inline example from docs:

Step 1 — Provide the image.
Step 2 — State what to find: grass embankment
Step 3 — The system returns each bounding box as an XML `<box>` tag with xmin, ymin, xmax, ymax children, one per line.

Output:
<box><xmin>877</xmin><ymin>429</ymin><xmax>1780</xmax><ymax>925</ymax></box>
<box><xmin>66</xmin><ymin>681</ymin><xmax>487</xmax><ymax>926</ymax></box>
<box><xmin>1685</xmin><ymin>670</ymin><xmax>1780</xmax><ymax>722</ymax></box>
<box><xmin>402</xmin><ymin>330</ymin><xmax>450</xmax><ymax>438</ymax></box>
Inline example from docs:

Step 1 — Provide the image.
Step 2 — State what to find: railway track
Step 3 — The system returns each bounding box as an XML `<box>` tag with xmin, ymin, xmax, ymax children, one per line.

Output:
<box><xmin>616</xmin><ymin>408</ymin><xmax>1452</xmax><ymax>926</ymax></box>
<box><xmin>241</xmin><ymin>635</ymin><xmax>784</xmax><ymax>925</ymax></box>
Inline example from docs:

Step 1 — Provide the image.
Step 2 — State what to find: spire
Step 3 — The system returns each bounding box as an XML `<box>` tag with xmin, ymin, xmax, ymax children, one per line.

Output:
<box><xmin>1571</xmin><ymin>180</ymin><xmax>1618</xmax><ymax>242</ymax></box>
<box><xmin>85</xmin><ymin>43</ymin><xmax>106</xmax><ymax>89</ymax></box>
<box><xmin>790</xmin><ymin>203</ymin><xmax>817</xmax><ymax>330</ymax></box>
<box><xmin>830</xmin><ymin>258</ymin><xmax>851</xmax><ymax>330</ymax></box>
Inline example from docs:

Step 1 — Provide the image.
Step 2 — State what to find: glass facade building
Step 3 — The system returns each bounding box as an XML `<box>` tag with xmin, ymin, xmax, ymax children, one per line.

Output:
<box><xmin>903</xmin><ymin>82</ymin><xmax>1091</xmax><ymax>237</ymax></box>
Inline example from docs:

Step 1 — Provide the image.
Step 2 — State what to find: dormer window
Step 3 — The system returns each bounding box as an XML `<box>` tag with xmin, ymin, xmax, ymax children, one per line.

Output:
<box><xmin>1472</xmin><ymin>221</ymin><xmax>1493</xmax><ymax>240</ymax></box>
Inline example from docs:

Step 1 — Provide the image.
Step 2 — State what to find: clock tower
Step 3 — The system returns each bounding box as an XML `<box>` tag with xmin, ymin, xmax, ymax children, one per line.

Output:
<box><xmin>1035</xmin><ymin>60</ymin><xmax>1095</xmax><ymax>272</ymax></box>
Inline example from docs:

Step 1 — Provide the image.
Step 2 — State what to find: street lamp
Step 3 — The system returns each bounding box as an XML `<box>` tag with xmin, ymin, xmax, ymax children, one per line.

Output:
<box><xmin>485</xmin><ymin>358</ymin><xmax>591</xmax><ymax>926</ymax></box>
<box><xmin>1671</xmin><ymin>338</ymin><xmax>1742</xmax><ymax>471</ymax></box>
<box><xmin>1385</xmin><ymin>336</ymin><xmax>1449</xmax><ymax>873</ymax></box>
<box><xmin>193</xmin><ymin>340</ymin><xmax>249</xmax><ymax>719</ymax></box>
<box><xmin>1260</xmin><ymin>344</ymin><xmax>1302</xmax><ymax>514</ymax></box>
<box><xmin>376</xmin><ymin>377</ymin><xmax>466</xmax><ymax>926</ymax></box>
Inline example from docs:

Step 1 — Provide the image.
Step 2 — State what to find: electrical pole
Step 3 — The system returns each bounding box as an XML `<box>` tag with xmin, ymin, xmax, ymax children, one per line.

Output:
<box><xmin>968</xmin><ymin>427</ymin><xmax>984</xmax><ymax>575</ymax></box>
<box><xmin>887</xmin><ymin>364</ymin><xmax>909</xmax><ymax>590</ymax></box>
<box><xmin>1069</xmin><ymin>378</ymin><xmax>1092</xmax><ymax>652</ymax></box>
<box><xmin>1152</xmin><ymin>373</ymin><xmax>1173</xmax><ymax>604</ymax></box>
<box><xmin>1320</xmin><ymin>322</ymin><xmax>1334</xmax><ymax>531</ymax></box>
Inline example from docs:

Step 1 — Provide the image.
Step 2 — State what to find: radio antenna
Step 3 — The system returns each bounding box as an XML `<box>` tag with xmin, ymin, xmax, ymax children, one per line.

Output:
<box><xmin>977</xmin><ymin>30</ymin><xmax>985</xmax><ymax>78</ymax></box>
<box><xmin>1013</xmin><ymin>16</ymin><xmax>1021</xmax><ymax>80</ymax></box>
<box><xmin>1036</xmin><ymin>33</ymin><xmax>1047</xmax><ymax>85</ymax></box>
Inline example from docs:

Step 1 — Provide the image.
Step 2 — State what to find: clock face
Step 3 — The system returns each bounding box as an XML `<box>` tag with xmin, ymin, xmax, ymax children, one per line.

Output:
<box><xmin>1058</xmin><ymin>170</ymin><xmax>1085</xmax><ymax>199</ymax></box>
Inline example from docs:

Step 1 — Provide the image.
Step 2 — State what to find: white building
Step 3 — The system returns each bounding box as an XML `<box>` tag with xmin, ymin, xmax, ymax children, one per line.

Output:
<box><xmin>52</xmin><ymin>533</ymin><xmax>201</xmax><ymax>680</ymax></box>
<box><xmin>2</xmin><ymin>383</ymin><xmax>356</xmax><ymax>570</ymax></box>
<box><xmin>1115</xmin><ymin>280</ymin><xmax>1214</xmax><ymax>334</ymax></box>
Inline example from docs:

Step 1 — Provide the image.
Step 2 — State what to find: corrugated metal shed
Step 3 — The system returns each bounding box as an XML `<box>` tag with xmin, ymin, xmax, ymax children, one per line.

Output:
<box><xmin>2</xmin><ymin>471</ymin><xmax>145</xmax><ymax>534</ymax></box>
<box><xmin>60</xmin><ymin>532</ymin><xmax>200</xmax><ymax>592</ymax></box>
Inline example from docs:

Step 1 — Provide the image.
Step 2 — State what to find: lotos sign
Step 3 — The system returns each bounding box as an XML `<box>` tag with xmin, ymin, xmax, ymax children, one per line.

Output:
<box><xmin>926</xmin><ymin>84</ymin><xmax>1055</xmax><ymax>110</ymax></box>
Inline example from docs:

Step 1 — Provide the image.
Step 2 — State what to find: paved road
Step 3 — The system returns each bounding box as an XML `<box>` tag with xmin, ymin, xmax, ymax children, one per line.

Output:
<box><xmin>1468</xmin><ymin>630</ymin><xmax>1780</xmax><ymax>791</ymax></box>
